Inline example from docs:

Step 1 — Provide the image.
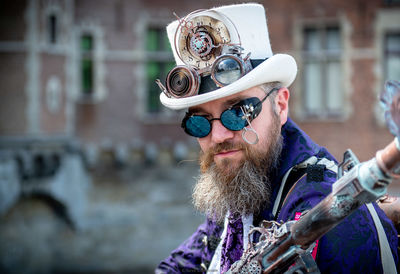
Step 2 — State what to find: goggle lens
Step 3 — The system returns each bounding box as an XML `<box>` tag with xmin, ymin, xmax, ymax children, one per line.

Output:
<box><xmin>184</xmin><ymin>115</ymin><xmax>211</xmax><ymax>138</ymax></box>
<box><xmin>166</xmin><ymin>66</ymin><xmax>199</xmax><ymax>98</ymax></box>
<box><xmin>220</xmin><ymin>107</ymin><xmax>247</xmax><ymax>131</ymax></box>
<box><xmin>212</xmin><ymin>57</ymin><xmax>244</xmax><ymax>86</ymax></box>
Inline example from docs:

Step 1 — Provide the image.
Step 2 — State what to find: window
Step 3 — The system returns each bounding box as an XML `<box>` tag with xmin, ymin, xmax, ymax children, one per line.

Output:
<box><xmin>47</xmin><ymin>14</ymin><xmax>58</xmax><ymax>44</ymax></box>
<box><xmin>384</xmin><ymin>33</ymin><xmax>400</xmax><ymax>81</ymax></box>
<box><xmin>43</xmin><ymin>5</ymin><xmax>62</xmax><ymax>47</ymax></box>
<box><xmin>80</xmin><ymin>34</ymin><xmax>94</xmax><ymax>96</ymax></box>
<box><xmin>146</xmin><ymin>27</ymin><xmax>175</xmax><ymax>113</ymax></box>
<box><xmin>73</xmin><ymin>25</ymin><xmax>106</xmax><ymax>103</ymax></box>
<box><xmin>373</xmin><ymin>9</ymin><xmax>400</xmax><ymax>125</ymax></box>
<box><xmin>302</xmin><ymin>26</ymin><xmax>343</xmax><ymax>118</ymax></box>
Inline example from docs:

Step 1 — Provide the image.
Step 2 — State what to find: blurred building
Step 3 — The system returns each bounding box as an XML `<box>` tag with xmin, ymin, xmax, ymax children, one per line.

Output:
<box><xmin>0</xmin><ymin>0</ymin><xmax>399</xmax><ymax>273</ymax></box>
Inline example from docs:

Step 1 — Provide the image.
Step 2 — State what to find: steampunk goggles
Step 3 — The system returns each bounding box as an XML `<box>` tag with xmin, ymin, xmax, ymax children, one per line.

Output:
<box><xmin>157</xmin><ymin>54</ymin><xmax>253</xmax><ymax>99</ymax></box>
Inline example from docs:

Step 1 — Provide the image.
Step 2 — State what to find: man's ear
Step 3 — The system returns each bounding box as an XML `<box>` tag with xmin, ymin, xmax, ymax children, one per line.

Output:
<box><xmin>275</xmin><ymin>87</ymin><xmax>290</xmax><ymax>126</ymax></box>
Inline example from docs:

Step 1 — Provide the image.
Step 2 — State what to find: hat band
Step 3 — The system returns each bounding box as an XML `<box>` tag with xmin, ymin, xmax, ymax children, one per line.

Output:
<box><xmin>198</xmin><ymin>58</ymin><xmax>267</xmax><ymax>95</ymax></box>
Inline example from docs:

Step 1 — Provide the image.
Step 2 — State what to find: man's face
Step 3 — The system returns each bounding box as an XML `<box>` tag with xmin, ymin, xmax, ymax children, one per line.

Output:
<box><xmin>190</xmin><ymin>85</ymin><xmax>290</xmax><ymax>220</ymax></box>
<box><xmin>189</xmin><ymin>86</ymin><xmax>289</xmax><ymax>173</ymax></box>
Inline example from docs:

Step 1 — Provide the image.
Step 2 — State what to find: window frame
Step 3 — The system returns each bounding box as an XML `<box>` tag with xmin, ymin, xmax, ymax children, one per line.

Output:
<box><xmin>41</xmin><ymin>3</ymin><xmax>65</xmax><ymax>51</ymax></box>
<box><xmin>135</xmin><ymin>16</ymin><xmax>183</xmax><ymax>124</ymax></box>
<box><xmin>47</xmin><ymin>13</ymin><xmax>58</xmax><ymax>44</ymax></box>
<box><xmin>292</xmin><ymin>17</ymin><xmax>351</xmax><ymax>122</ymax></box>
<box><xmin>145</xmin><ymin>26</ymin><xmax>175</xmax><ymax>114</ymax></box>
<box><xmin>302</xmin><ymin>25</ymin><xmax>343</xmax><ymax>118</ymax></box>
<box><xmin>80</xmin><ymin>34</ymin><xmax>95</xmax><ymax>96</ymax></box>
<box><xmin>72</xmin><ymin>25</ymin><xmax>107</xmax><ymax>104</ymax></box>
<box><xmin>373</xmin><ymin>9</ymin><xmax>400</xmax><ymax>126</ymax></box>
<box><xmin>383</xmin><ymin>32</ymin><xmax>400</xmax><ymax>81</ymax></box>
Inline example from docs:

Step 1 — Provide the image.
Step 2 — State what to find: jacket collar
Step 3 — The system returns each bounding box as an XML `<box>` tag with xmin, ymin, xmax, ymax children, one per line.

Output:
<box><xmin>255</xmin><ymin>117</ymin><xmax>322</xmax><ymax>222</ymax></box>
<box><xmin>277</xmin><ymin>117</ymin><xmax>320</xmax><ymax>179</ymax></box>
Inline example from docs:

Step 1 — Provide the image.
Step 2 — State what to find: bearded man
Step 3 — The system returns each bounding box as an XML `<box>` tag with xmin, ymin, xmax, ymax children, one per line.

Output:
<box><xmin>155</xmin><ymin>4</ymin><xmax>398</xmax><ymax>273</ymax></box>
<box><xmin>193</xmin><ymin>83</ymin><xmax>283</xmax><ymax>225</ymax></box>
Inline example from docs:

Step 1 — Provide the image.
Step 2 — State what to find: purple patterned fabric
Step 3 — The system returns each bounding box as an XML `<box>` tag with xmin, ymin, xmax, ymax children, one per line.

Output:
<box><xmin>156</xmin><ymin>118</ymin><xmax>399</xmax><ymax>274</ymax></box>
<box><xmin>220</xmin><ymin>215</ymin><xmax>244</xmax><ymax>273</ymax></box>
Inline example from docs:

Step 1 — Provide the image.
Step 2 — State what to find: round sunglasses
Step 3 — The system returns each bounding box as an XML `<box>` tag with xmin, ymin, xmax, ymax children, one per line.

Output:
<box><xmin>181</xmin><ymin>88</ymin><xmax>278</xmax><ymax>138</ymax></box>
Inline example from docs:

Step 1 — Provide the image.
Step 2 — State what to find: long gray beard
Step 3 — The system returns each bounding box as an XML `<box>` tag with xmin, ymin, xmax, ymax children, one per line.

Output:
<box><xmin>192</xmin><ymin>135</ymin><xmax>283</xmax><ymax>224</ymax></box>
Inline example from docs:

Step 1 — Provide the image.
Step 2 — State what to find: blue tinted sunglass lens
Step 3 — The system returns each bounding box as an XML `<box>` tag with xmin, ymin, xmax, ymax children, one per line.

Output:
<box><xmin>185</xmin><ymin>116</ymin><xmax>211</xmax><ymax>138</ymax></box>
<box><xmin>221</xmin><ymin>107</ymin><xmax>247</xmax><ymax>131</ymax></box>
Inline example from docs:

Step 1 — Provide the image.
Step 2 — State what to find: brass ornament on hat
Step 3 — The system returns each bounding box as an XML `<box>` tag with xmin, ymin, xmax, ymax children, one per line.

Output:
<box><xmin>174</xmin><ymin>10</ymin><xmax>235</xmax><ymax>70</ymax></box>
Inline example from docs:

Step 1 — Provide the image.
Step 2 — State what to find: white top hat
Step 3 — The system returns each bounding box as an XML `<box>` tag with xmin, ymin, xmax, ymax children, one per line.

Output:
<box><xmin>159</xmin><ymin>3</ymin><xmax>297</xmax><ymax>110</ymax></box>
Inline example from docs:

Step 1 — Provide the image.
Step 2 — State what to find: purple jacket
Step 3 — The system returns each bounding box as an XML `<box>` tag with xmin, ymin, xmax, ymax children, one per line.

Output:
<box><xmin>157</xmin><ymin>118</ymin><xmax>398</xmax><ymax>273</ymax></box>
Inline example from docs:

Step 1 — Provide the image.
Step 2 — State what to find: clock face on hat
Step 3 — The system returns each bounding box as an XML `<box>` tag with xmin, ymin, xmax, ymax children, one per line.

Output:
<box><xmin>176</xmin><ymin>15</ymin><xmax>231</xmax><ymax>69</ymax></box>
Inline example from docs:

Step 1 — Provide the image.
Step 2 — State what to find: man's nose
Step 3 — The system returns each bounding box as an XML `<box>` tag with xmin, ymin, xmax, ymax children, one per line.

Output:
<box><xmin>210</xmin><ymin>119</ymin><xmax>235</xmax><ymax>144</ymax></box>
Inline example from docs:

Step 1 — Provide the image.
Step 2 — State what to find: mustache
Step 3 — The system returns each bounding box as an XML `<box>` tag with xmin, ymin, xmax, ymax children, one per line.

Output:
<box><xmin>211</xmin><ymin>141</ymin><xmax>247</xmax><ymax>154</ymax></box>
<box><xmin>199</xmin><ymin>141</ymin><xmax>248</xmax><ymax>173</ymax></box>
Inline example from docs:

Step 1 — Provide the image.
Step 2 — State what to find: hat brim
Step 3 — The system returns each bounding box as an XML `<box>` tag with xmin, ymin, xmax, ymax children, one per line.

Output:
<box><xmin>160</xmin><ymin>53</ymin><xmax>297</xmax><ymax>110</ymax></box>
